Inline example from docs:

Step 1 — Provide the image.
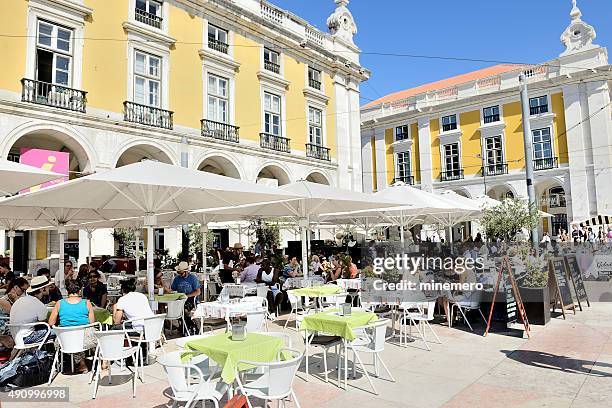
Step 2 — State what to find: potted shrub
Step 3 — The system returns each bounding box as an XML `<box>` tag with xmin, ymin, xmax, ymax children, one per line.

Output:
<box><xmin>518</xmin><ymin>254</ymin><xmax>550</xmax><ymax>325</ymax></box>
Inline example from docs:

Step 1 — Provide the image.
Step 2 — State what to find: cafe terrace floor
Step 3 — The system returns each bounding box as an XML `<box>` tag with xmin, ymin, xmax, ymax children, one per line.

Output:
<box><xmin>5</xmin><ymin>302</ymin><xmax>612</xmax><ymax>408</ymax></box>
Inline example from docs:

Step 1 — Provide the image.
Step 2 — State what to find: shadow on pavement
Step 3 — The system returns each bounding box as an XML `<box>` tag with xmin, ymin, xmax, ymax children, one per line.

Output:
<box><xmin>501</xmin><ymin>349</ymin><xmax>612</xmax><ymax>377</ymax></box>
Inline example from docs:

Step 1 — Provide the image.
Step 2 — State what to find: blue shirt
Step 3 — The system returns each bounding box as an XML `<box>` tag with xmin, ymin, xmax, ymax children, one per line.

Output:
<box><xmin>58</xmin><ymin>299</ymin><xmax>89</xmax><ymax>327</ymax></box>
<box><xmin>171</xmin><ymin>273</ymin><xmax>200</xmax><ymax>295</ymax></box>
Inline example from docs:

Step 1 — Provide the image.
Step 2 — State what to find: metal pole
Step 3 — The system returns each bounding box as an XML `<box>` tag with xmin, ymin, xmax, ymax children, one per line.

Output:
<box><xmin>144</xmin><ymin>214</ymin><xmax>157</xmax><ymax>301</ymax></box>
<box><xmin>181</xmin><ymin>135</ymin><xmax>190</xmax><ymax>261</ymax></box>
<box><xmin>7</xmin><ymin>230</ymin><xmax>15</xmax><ymax>271</ymax></box>
<box><xmin>134</xmin><ymin>229</ymin><xmax>141</xmax><ymax>273</ymax></box>
<box><xmin>87</xmin><ymin>230</ymin><xmax>93</xmax><ymax>266</ymax></box>
<box><xmin>201</xmin><ymin>222</ymin><xmax>208</xmax><ymax>301</ymax></box>
<box><xmin>58</xmin><ymin>225</ymin><xmax>66</xmax><ymax>293</ymax></box>
<box><xmin>519</xmin><ymin>74</ymin><xmax>539</xmax><ymax>246</ymax></box>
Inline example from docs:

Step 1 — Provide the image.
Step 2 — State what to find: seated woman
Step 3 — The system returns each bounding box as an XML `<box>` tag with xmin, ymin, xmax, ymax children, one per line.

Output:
<box><xmin>48</xmin><ymin>280</ymin><xmax>96</xmax><ymax>374</ymax></box>
<box><xmin>255</xmin><ymin>259</ymin><xmax>283</xmax><ymax>315</ymax></box>
<box><xmin>0</xmin><ymin>277</ymin><xmax>29</xmax><ymax>350</ymax></box>
<box><xmin>327</xmin><ymin>256</ymin><xmax>343</xmax><ymax>282</ymax></box>
<box><xmin>82</xmin><ymin>270</ymin><xmax>108</xmax><ymax>308</ymax></box>
<box><xmin>153</xmin><ymin>269</ymin><xmax>173</xmax><ymax>294</ymax></box>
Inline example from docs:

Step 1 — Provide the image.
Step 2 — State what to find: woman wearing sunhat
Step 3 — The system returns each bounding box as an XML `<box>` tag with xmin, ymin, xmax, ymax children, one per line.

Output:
<box><xmin>9</xmin><ymin>275</ymin><xmax>52</xmax><ymax>345</ymax></box>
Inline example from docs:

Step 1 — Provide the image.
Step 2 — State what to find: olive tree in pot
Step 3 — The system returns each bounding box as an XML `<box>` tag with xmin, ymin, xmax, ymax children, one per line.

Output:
<box><xmin>518</xmin><ymin>251</ymin><xmax>551</xmax><ymax>325</ymax></box>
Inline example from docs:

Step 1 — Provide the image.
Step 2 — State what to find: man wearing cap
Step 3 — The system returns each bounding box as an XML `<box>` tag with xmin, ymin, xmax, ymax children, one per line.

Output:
<box><xmin>231</xmin><ymin>243</ymin><xmax>244</xmax><ymax>263</ymax></box>
<box><xmin>171</xmin><ymin>261</ymin><xmax>200</xmax><ymax>334</ymax></box>
<box><xmin>10</xmin><ymin>275</ymin><xmax>52</xmax><ymax>344</ymax></box>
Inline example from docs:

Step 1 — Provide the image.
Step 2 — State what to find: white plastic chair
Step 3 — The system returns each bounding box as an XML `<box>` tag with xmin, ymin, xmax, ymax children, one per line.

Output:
<box><xmin>400</xmin><ymin>301</ymin><xmax>441</xmax><ymax>351</ymax></box>
<box><xmin>236</xmin><ymin>348</ymin><xmax>304</xmax><ymax>408</ymax></box>
<box><xmin>123</xmin><ymin>314</ymin><xmax>166</xmax><ymax>378</ymax></box>
<box><xmin>349</xmin><ymin>318</ymin><xmax>395</xmax><ymax>394</ymax></box>
<box><xmin>296</xmin><ymin>313</ymin><xmax>342</xmax><ymax>383</ymax></box>
<box><xmin>7</xmin><ymin>322</ymin><xmax>52</xmax><ymax>357</ymax></box>
<box><xmin>241</xmin><ymin>296</ymin><xmax>271</xmax><ymax>327</ymax></box>
<box><xmin>254</xmin><ymin>331</ymin><xmax>292</xmax><ymax>348</ymax></box>
<box><xmin>48</xmin><ymin>322</ymin><xmax>101</xmax><ymax>385</ymax></box>
<box><xmin>91</xmin><ymin>330</ymin><xmax>142</xmax><ymax>399</ymax></box>
<box><xmin>165</xmin><ymin>298</ymin><xmax>188</xmax><ymax>336</ymax></box>
<box><xmin>321</xmin><ymin>292</ymin><xmax>349</xmax><ymax>309</ymax></box>
<box><xmin>284</xmin><ymin>290</ymin><xmax>304</xmax><ymax>330</ymax></box>
<box><xmin>243</xmin><ymin>309</ymin><xmax>267</xmax><ymax>333</ymax></box>
<box><xmin>449</xmin><ymin>291</ymin><xmax>487</xmax><ymax>331</ymax></box>
<box><xmin>175</xmin><ymin>332</ymin><xmax>216</xmax><ymax>380</ymax></box>
<box><xmin>158</xmin><ymin>350</ymin><xmax>228</xmax><ymax>408</ymax></box>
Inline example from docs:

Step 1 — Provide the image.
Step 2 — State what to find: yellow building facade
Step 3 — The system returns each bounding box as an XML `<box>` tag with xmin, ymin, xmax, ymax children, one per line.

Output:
<box><xmin>0</xmin><ymin>0</ymin><xmax>368</xmax><ymax>270</ymax></box>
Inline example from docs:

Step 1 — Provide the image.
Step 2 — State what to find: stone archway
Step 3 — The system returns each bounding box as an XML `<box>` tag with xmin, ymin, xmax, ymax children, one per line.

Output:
<box><xmin>305</xmin><ymin>171</ymin><xmax>331</xmax><ymax>185</ymax></box>
<box><xmin>197</xmin><ymin>155</ymin><xmax>241</xmax><ymax>179</ymax></box>
<box><xmin>114</xmin><ymin>143</ymin><xmax>174</xmax><ymax>167</ymax></box>
<box><xmin>256</xmin><ymin>164</ymin><xmax>291</xmax><ymax>187</ymax></box>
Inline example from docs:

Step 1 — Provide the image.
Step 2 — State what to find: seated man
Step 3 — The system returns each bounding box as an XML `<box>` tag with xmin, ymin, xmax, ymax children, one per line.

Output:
<box><xmin>113</xmin><ymin>279</ymin><xmax>153</xmax><ymax>329</ymax></box>
<box><xmin>282</xmin><ymin>256</ymin><xmax>302</xmax><ymax>279</ymax></box>
<box><xmin>10</xmin><ymin>276</ymin><xmax>52</xmax><ymax>344</ymax></box>
<box><xmin>239</xmin><ymin>256</ymin><xmax>259</xmax><ymax>283</ymax></box>
<box><xmin>171</xmin><ymin>261</ymin><xmax>201</xmax><ymax>334</ymax></box>
<box><xmin>37</xmin><ymin>268</ymin><xmax>63</xmax><ymax>304</ymax></box>
<box><xmin>0</xmin><ymin>264</ymin><xmax>15</xmax><ymax>291</ymax></box>
<box><xmin>82</xmin><ymin>271</ymin><xmax>108</xmax><ymax>308</ymax></box>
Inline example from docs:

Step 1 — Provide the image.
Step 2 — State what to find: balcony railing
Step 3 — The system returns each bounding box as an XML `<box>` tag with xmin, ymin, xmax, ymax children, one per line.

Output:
<box><xmin>530</xmin><ymin>105</ymin><xmax>548</xmax><ymax>115</ymax></box>
<box><xmin>135</xmin><ymin>8</ymin><xmax>162</xmax><ymax>29</ymax></box>
<box><xmin>483</xmin><ymin>114</ymin><xmax>500</xmax><ymax>124</ymax></box>
<box><xmin>393</xmin><ymin>175</ymin><xmax>415</xmax><ymax>185</ymax></box>
<box><xmin>21</xmin><ymin>78</ymin><xmax>87</xmax><ymax>112</ymax></box>
<box><xmin>481</xmin><ymin>163</ymin><xmax>508</xmax><ymax>177</ymax></box>
<box><xmin>208</xmin><ymin>37</ymin><xmax>228</xmax><ymax>54</ymax></box>
<box><xmin>308</xmin><ymin>78</ymin><xmax>321</xmax><ymax>90</ymax></box>
<box><xmin>548</xmin><ymin>194</ymin><xmax>567</xmax><ymax>208</ymax></box>
<box><xmin>534</xmin><ymin>157</ymin><xmax>558</xmax><ymax>171</ymax></box>
<box><xmin>124</xmin><ymin>101</ymin><xmax>173</xmax><ymax>130</ymax></box>
<box><xmin>264</xmin><ymin>60</ymin><xmax>280</xmax><ymax>74</ymax></box>
<box><xmin>260</xmin><ymin>133</ymin><xmax>290</xmax><ymax>153</ymax></box>
<box><xmin>305</xmin><ymin>143</ymin><xmax>330</xmax><ymax>161</ymax></box>
<box><xmin>201</xmin><ymin>119</ymin><xmax>239</xmax><ymax>143</ymax></box>
<box><xmin>440</xmin><ymin>169</ymin><xmax>464</xmax><ymax>182</ymax></box>
<box><xmin>442</xmin><ymin>123</ymin><xmax>457</xmax><ymax>132</ymax></box>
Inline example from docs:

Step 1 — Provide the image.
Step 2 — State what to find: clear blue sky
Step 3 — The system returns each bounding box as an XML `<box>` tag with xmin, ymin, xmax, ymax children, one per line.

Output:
<box><xmin>270</xmin><ymin>0</ymin><xmax>612</xmax><ymax>105</ymax></box>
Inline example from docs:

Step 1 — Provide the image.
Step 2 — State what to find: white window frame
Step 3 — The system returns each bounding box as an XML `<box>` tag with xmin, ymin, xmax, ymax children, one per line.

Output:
<box><xmin>127</xmin><ymin>40</ymin><xmax>169</xmax><ymax>109</ymax></box>
<box><xmin>529</xmin><ymin>95</ymin><xmax>549</xmax><ymax>115</ymax></box>
<box><xmin>129</xmin><ymin>0</ymin><xmax>169</xmax><ymax>32</ymax></box>
<box><xmin>531</xmin><ymin>127</ymin><xmax>554</xmax><ymax>160</ymax></box>
<box><xmin>441</xmin><ymin>114</ymin><xmax>458</xmax><ymax>133</ymax></box>
<box><xmin>208</xmin><ymin>24</ymin><xmax>228</xmax><ymax>46</ymax></box>
<box><xmin>308</xmin><ymin>106</ymin><xmax>323</xmax><ymax>146</ymax></box>
<box><xmin>307</xmin><ymin>66</ymin><xmax>322</xmax><ymax>90</ymax></box>
<box><xmin>395</xmin><ymin>125</ymin><xmax>409</xmax><ymax>141</ymax></box>
<box><xmin>483</xmin><ymin>135</ymin><xmax>504</xmax><ymax>167</ymax></box>
<box><xmin>442</xmin><ymin>142</ymin><xmax>461</xmax><ymax>174</ymax></box>
<box><xmin>483</xmin><ymin>105</ymin><xmax>500</xmax><ymax>124</ymax></box>
<box><xmin>26</xmin><ymin>5</ymin><xmax>85</xmax><ymax>89</ymax></box>
<box><xmin>133</xmin><ymin>50</ymin><xmax>162</xmax><ymax>107</ymax></box>
<box><xmin>206</xmin><ymin>73</ymin><xmax>229</xmax><ymax>124</ymax></box>
<box><xmin>262</xmin><ymin>46</ymin><xmax>283</xmax><ymax>76</ymax></box>
<box><xmin>263</xmin><ymin>91</ymin><xmax>282</xmax><ymax>137</ymax></box>
<box><xmin>35</xmin><ymin>20</ymin><xmax>74</xmax><ymax>86</ymax></box>
<box><xmin>395</xmin><ymin>151</ymin><xmax>412</xmax><ymax>181</ymax></box>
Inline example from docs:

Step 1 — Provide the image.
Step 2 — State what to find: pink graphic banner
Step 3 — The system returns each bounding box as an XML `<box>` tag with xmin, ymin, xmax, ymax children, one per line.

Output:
<box><xmin>20</xmin><ymin>148</ymin><xmax>69</xmax><ymax>193</ymax></box>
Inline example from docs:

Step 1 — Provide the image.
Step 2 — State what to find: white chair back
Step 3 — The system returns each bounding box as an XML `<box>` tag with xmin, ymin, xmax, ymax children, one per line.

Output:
<box><xmin>140</xmin><ymin>314</ymin><xmax>166</xmax><ymax>342</ymax></box>
<box><xmin>239</xmin><ymin>348</ymin><xmax>303</xmax><ymax>399</ymax></box>
<box><xmin>245</xmin><ymin>309</ymin><xmax>267</xmax><ymax>332</ymax></box>
<box><xmin>241</xmin><ymin>296</ymin><xmax>267</xmax><ymax>308</ymax></box>
<box><xmin>7</xmin><ymin>322</ymin><xmax>50</xmax><ymax>349</ymax></box>
<box><xmin>256</xmin><ymin>285</ymin><xmax>268</xmax><ymax>298</ymax></box>
<box><xmin>286</xmin><ymin>291</ymin><xmax>301</xmax><ymax>308</ymax></box>
<box><xmin>94</xmin><ymin>330</ymin><xmax>130</xmax><ymax>361</ymax></box>
<box><xmin>423</xmin><ymin>300</ymin><xmax>436</xmax><ymax>320</ymax></box>
<box><xmin>55</xmin><ymin>323</ymin><xmax>97</xmax><ymax>354</ymax></box>
<box><xmin>165</xmin><ymin>299</ymin><xmax>186</xmax><ymax>320</ymax></box>
<box><xmin>369</xmin><ymin>318</ymin><xmax>389</xmax><ymax>352</ymax></box>
<box><xmin>158</xmin><ymin>351</ymin><xmax>201</xmax><ymax>395</ymax></box>
<box><xmin>258</xmin><ymin>331</ymin><xmax>292</xmax><ymax>348</ymax></box>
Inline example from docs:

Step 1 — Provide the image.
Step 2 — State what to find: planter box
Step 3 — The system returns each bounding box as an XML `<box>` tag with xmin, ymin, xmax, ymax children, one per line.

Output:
<box><xmin>519</xmin><ymin>286</ymin><xmax>550</xmax><ymax>325</ymax></box>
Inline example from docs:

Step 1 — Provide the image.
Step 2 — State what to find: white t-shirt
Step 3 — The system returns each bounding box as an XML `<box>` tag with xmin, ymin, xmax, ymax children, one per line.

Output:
<box><xmin>116</xmin><ymin>292</ymin><xmax>154</xmax><ymax>326</ymax></box>
<box><xmin>10</xmin><ymin>295</ymin><xmax>48</xmax><ymax>336</ymax></box>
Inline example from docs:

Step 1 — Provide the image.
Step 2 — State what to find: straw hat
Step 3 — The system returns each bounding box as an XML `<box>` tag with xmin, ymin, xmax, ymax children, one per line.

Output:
<box><xmin>233</xmin><ymin>243</ymin><xmax>243</xmax><ymax>250</ymax></box>
<box><xmin>174</xmin><ymin>261</ymin><xmax>190</xmax><ymax>272</ymax></box>
<box><xmin>27</xmin><ymin>275</ymin><xmax>51</xmax><ymax>294</ymax></box>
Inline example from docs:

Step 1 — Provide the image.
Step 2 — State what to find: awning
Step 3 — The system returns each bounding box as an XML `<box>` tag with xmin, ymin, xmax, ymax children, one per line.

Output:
<box><xmin>578</xmin><ymin>214</ymin><xmax>612</xmax><ymax>227</ymax></box>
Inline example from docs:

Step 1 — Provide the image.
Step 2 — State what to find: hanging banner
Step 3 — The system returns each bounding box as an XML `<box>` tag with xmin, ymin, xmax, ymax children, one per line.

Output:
<box><xmin>19</xmin><ymin>148</ymin><xmax>69</xmax><ymax>193</ymax></box>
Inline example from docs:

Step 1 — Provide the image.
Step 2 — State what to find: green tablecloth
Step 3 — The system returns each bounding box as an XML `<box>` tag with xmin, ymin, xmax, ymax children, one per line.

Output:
<box><xmin>292</xmin><ymin>285</ymin><xmax>341</xmax><ymax>297</ymax></box>
<box><xmin>154</xmin><ymin>293</ymin><xmax>186</xmax><ymax>301</ymax></box>
<box><xmin>183</xmin><ymin>332</ymin><xmax>285</xmax><ymax>383</ymax></box>
<box><xmin>301</xmin><ymin>309</ymin><xmax>377</xmax><ymax>341</ymax></box>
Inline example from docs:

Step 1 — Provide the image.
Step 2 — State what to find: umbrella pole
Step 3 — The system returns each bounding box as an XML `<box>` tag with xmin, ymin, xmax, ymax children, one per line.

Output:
<box><xmin>201</xmin><ymin>223</ymin><xmax>208</xmax><ymax>301</ymax></box>
<box><xmin>7</xmin><ymin>230</ymin><xmax>15</xmax><ymax>272</ymax></box>
<box><xmin>134</xmin><ymin>229</ymin><xmax>141</xmax><ymax>273</ymax></box>
<box><xmin>58</xmin><ymin>225</ymin><xmax>66</xmax><ymax>292</ymax></box>
<box><xmin>299</xmin><ymin>218</ymin><xmax>308</xmax><ymax>278</ymax></box>
<box><xmin>87</xmin><ymin>230</ymin><xmax>93</xmax><ymax>266</ymax></box>
<box><xmin>400</xmin><ymin>210</ymin><xmax>406</xmax><ymax>250</ymax></box>
<box><xmin>144</xmin><ymin>214</ymin><xmax>157</xmax><ymax>301</ymax></box>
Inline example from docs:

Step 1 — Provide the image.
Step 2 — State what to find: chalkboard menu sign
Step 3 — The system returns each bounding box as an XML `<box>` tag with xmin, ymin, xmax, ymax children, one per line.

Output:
<box><xmin>564</xmin><ymin>255</ymin><xmax>590</xmax><ymax>309</ymax></box>
<box><xmin>485</xmin><ymin>257</ymin><xmax>530</xmax><ymax>338</ymax></box>
<box><xmin>549</xmin><ymin>258</ymin><xmax>576</xmax><ymax>318</ymax></box>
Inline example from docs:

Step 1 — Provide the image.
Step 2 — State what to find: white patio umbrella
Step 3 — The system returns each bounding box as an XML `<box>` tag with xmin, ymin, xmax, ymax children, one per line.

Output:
<box><xmin>196</xmin><ymin>180</ymin><xmax>405</xmax><ymax>274</ymax></box>
<box><xmin>0</xmin><ymin>159</ymin><xmax>63</xmax><ymax>196</ymax></box>
<box><xmin>0</xmin><ymin>161</ymin><xmax>300</xmax><ymax>298</ymax></box>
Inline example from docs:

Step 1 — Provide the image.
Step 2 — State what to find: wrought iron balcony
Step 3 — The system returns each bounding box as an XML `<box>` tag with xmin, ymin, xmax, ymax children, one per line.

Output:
<box><xmin>21</xmin><ymin>78</ymin><xmax>87</xmax><ymax>113</ymax></box>
<box><xmin>123</xmin><ymin>101</ymin><xmax>173</xmax><ymax>130</ymax></box>
<box><xmin>442</xmin><ymin>122</ymin><xmax>457</xmax><ymax>132</ymax></box>
<box><xmin>201</xmin><ymin>119</ymin><xmax>239</xmax><ymax>143</ymax></box>
<box><xmin>483</xmin><ymin>113</ymin><xmax>500</xmax><ymax>124</ymax></box>
<box><xmin>208</xmin><ymin>37</ymin><xmax>228</xmax><ymax>54</ymax></box>
<box><xmin>264</xmin><ymin>60</ymin><xmax>280</xmax><ymax>74</ymax></box>
<box><xmin>481</xmin><ymin>163</ymin><xmax>508</xmax><ymax>176</ymax></box>
<box><xmin>440</xmin><ymin>169</ymin><xmax>464</xmax><ymax>182</ymax></box>
<box><xmin>305</xmin><ymin>143</ymin><xmax>330</xmax><ymax>161</ymax></box>
<box><xmin>534</xmin><ymin>157</ymin><xmax>558</xmax><ymax>171</ymax></box>
<box><xmin>260</xmin><ymin>133</ymin><xmax>290</xmax><ymax>153</ymax></box>
<box><xmin>548</xmin><ymin>194</ymin><xmax>566</xmax><ymax>208</ymax></box>
<box><xmin>393</xmin><ymin>175</ymin><xmax>415</xmax><ymax>185</ymax></box>
<box><xmin>530</xmin><ymin>105</ymin><xmax>548</xmax><ymax>115</ymax></box>
<box><xmin>308</xmin><ymin>78</ymin><xmax>321</xmax><ymax>90</ymax></box>
<box><xmin>135</xmin><ymin>8</ymin><xmax>162</xmax><ymax>29</ymax></box>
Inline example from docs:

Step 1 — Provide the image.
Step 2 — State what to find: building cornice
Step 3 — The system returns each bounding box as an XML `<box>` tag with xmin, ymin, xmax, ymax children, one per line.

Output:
<box><xmin>302</xmin><ymin>88</ymin><xmax>329</xmax><ymax>105</ymax></box>
<box><xmin>122</xmin><ymin>21</ymin><xmax>177</xmax><ymax>47</ymax></box>
<box><xmin>29</xmin><ymin>0</ymin><xmax>93</xmax><ymax>19</ymax></box>
<box><xmin>198</xmin><ymin>48</ymin><xmax>241</xmax><ymax>72</ymax></box>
